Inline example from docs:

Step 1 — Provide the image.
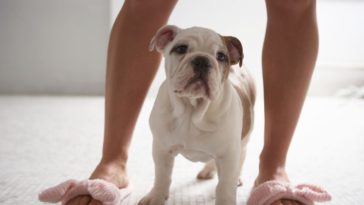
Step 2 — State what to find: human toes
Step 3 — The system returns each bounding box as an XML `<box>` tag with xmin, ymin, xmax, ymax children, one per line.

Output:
<box><xmin>279</xmin><ymin>199</ymin><xmax>302</xmax><ymax>205</ymax></box>
<box><xmin>88</xmin><ymin>199</ymin><xmax>103</xmax><ymax>205</ymax></box>
<box><xmin>271</xmin><ymin>200</ymin><xmax>284</xmax><ymax>205</ymax></box>
<box><xmin>66</xmin><ymin>195</ymin><xmax>91</xmax><ymax>205</ymax></box>
<box><xmin>288</xmin><ymin>199</ymin><xmax>302</xmax><ymax>205</ymax></box>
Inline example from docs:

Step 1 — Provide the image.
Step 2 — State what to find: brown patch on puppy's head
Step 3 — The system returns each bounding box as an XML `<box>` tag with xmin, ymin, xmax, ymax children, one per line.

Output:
<box><xmin>219</xmin><ymin>35</ymin><xmax>244</xmax><ymax>80</ymax></box>
<box><xmin>222</xmin><ymin>36</ymin><xmax>243</xmax><ymax>67</ymax></box>
<box><xmin>221</xmin><ymin>36</ymin><xmax>244</xmax><ymax>66</ymax></box>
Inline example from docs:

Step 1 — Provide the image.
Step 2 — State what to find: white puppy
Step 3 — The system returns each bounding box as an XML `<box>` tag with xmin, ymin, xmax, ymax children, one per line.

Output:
<box><xmin>139</xmin><ymin>25</ymin><xmax>256</xmax><ymax>205</ymax></box>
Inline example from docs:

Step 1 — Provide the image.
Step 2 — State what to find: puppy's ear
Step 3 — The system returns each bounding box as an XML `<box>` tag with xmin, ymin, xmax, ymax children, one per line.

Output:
<box><xmin>222</xmin><ymin>36</ymin><xmax>243</xmax><ymax>67</ymax></box>
<box><xmin>149</xmin><ymin>25</ymin><xmax>180</xmax><ymax>52</ymax></box>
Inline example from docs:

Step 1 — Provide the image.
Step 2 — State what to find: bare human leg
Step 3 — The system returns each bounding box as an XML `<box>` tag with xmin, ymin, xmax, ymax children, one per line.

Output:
<box><xmin>256</xmin><ymin>0</ymin><xmax>319</xmax><ymax>205</ymax></box>
<box><xmin>66</xmin><ymin>1</ymin><xmax>177</xmax><ymax>205</ymax></box>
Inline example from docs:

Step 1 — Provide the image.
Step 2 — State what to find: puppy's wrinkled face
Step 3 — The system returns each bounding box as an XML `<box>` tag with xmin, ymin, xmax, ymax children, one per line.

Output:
<box><xmin>150</xmin><ymin>25</ymin><xmax>243</xmax><ymax>100</ymax></box>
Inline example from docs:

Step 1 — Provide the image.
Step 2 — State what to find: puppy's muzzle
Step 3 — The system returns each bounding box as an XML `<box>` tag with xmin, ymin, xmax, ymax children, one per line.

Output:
<box><xmin>191</xmin><ymin>56</ymin><xmax>211</xmax><ymax>76</ymax></box>
<box><xmin>180</xmin><ymin>55</ymin><xmax>212</xmax><ymax>98</ymax></box>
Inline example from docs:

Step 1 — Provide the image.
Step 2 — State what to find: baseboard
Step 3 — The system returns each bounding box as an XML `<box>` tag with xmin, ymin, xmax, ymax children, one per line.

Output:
<box><xmin>308</xmin><ymin>64</ymin><xmax>364</xmax><ymax>96</ymax></box>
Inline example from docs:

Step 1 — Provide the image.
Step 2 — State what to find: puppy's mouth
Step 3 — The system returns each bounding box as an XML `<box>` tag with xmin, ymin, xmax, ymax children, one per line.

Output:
<box><xmin>174</xmin><ymin>74</ymin><xmax>211</xmax><ymax>98</ymax></box>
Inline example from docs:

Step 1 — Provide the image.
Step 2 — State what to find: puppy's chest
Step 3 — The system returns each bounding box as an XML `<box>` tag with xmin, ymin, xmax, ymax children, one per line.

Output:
<box><xmin>168</xmin><ymin>115</ymin><xmax>207</xmax><ymax>146</ymax></box>
<box><xmin>154</xmin><ymin>114</ymin><xmax>216</xmax><ymax>162</ymax></box>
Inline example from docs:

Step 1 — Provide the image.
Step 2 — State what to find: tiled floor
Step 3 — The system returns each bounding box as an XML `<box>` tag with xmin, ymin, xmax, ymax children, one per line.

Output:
<box><xmin>0</xmin><ymin>96</ymin><xmax>363</xmax><ymax>204</ymax></box>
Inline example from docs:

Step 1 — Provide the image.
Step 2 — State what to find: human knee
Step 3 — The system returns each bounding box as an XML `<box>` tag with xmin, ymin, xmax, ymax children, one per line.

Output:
<box><xmin>266</xmin><ymin>0</ymin><xmax>315</xmax><ymax>14</ymax></box>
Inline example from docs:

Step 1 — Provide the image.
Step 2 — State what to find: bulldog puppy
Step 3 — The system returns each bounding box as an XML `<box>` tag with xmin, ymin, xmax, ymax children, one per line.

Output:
<box><xmin>139</xmin><ymin>25</ymin><xmax>256</xmax><ymax>205</ymax></box>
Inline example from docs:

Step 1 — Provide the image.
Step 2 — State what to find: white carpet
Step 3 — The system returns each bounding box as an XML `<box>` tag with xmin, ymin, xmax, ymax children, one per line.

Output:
<box><xmin>0</xmin><ymin>95</ymin><xmax>363</xmax><ymax>205</ymax></box>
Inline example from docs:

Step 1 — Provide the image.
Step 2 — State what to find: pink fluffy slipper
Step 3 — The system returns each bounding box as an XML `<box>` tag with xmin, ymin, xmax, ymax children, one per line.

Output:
<box><xmin>247</xmin><ymin>180</ymin><xmax>331</xmax><ymax>205</ymax></box>
<box><xmin>38</xmin><ymin>179</ymin><xmax>132</xmax><ymax>205</ymax></box>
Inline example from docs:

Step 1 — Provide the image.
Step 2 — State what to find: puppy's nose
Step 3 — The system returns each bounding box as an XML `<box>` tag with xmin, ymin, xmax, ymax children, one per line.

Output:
<box><xmin>191</xmin><ymin>56</ymin><xmax>210</xmax><ymax>75</ymax></box>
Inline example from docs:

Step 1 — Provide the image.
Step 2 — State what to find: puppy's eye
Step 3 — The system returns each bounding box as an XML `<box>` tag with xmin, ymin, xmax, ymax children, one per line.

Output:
<box><xmin>171</xmin><ymin>45</ymin><xmax>188</xmax><ymax>54</ymax></box>
<box><xmin>217</xmin><ymin>52</ymin><xmax>228</xmax><ymax>63</ymax></box>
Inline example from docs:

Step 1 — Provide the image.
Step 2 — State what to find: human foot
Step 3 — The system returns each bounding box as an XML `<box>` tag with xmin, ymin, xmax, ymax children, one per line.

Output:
<box><xmin>65</xmin><ymin>161</ymin><xmax>129</xmax><ymax>205</ymax></box>
<box><xmin>248</xmin><ymin>168</ymin><xmax>331</xmax><ymax>205</ymax></box>
<box><xmin>255</xmin><ymin>168</ymin><xmax>302</xmax><ymax>205</ymax></box>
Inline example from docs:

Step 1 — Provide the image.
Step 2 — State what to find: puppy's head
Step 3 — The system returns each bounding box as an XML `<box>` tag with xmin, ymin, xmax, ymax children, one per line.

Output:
<box><xmin>150</xmin><ymin>25</ymin><xmax>243</xmax><ymax>100</ymax></box>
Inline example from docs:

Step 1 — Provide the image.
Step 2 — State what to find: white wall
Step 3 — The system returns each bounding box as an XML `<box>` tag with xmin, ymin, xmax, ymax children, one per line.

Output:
<box><xmin>112</xmin><ymin>0</ymin><xmax>364</xmax><ymax>97</ymax></box>
<box><xmin>317</xmin><ymin>0</ymin><xmax>364</xmax><ymax>66</ymax></box>
<box><xmin>0</xmin><ymin>0</ymin><xmax>110</xmax><ymax>95</ymax></box>
<box><xmin>111</xmin><ymin>0</ymin><xmax>267</xmax><ymax>98</ymax></box>
<box><xmin>310</xmin><ymin>0</ymin><xmax>364</xmax><ymax>95</ymax></box>
<box><xmin>1</xmin><ymin>0</ymin><xmax>363</xmax><ymax>96</ymax></box>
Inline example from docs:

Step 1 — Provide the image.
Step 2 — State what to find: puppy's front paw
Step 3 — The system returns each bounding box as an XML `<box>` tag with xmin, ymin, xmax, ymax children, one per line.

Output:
<box><xmin>138</xmin><ymin>191</ymin><xmax>168</xmax><ymax>205</ymax></box>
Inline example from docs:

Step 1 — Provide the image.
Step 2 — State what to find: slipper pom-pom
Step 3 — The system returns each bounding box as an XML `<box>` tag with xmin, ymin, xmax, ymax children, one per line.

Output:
<box><xmin>38</xmin><ymin>179</ymin><xmax>78</xmax><ymax>203</ymax></box>
<box><xmin>87</xmin><ymin>179</ymin><xmax>119</xmax><ymax>202</ymax></box>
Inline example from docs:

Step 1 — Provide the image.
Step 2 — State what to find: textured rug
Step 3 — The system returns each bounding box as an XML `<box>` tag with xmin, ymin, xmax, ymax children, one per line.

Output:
<box><xmin>0</xmin><ymin>95</ymin><xmax>363</xmax><ymax>205</ymax></box>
